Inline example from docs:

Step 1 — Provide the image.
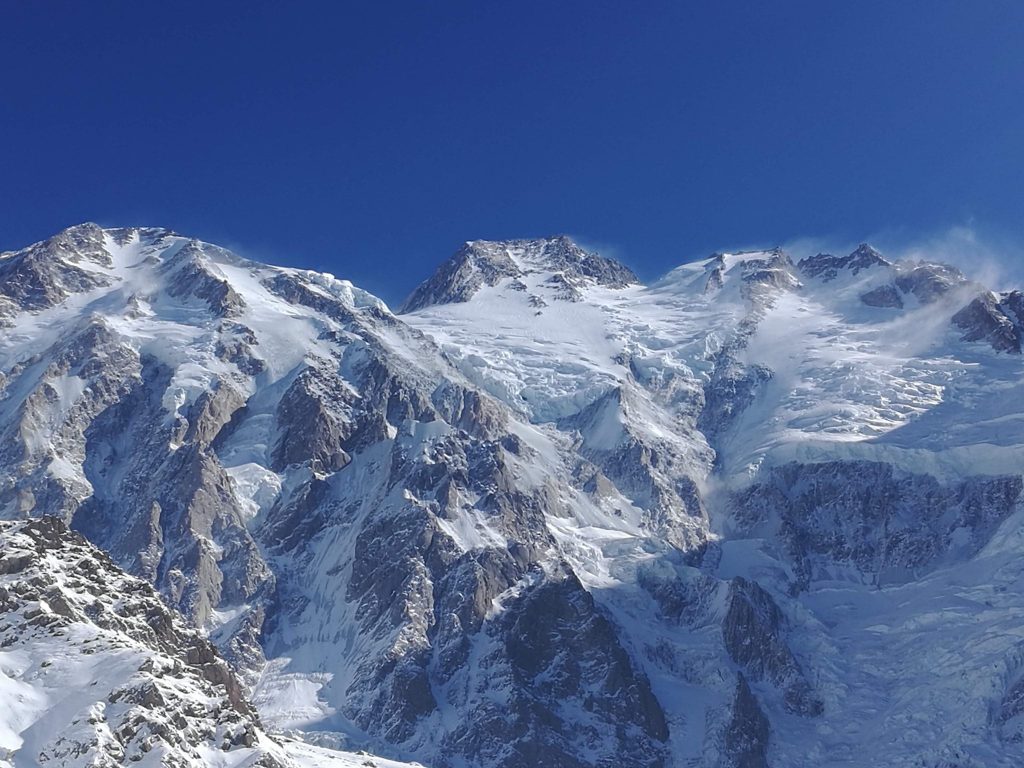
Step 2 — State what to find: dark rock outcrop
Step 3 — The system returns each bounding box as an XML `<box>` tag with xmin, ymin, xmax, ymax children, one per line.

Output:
<box><xmin>401</xmin><ymin>236</ymin><xmax>637</xmax><ymax>312</ymax></box>
<box><xmin>724</xmin><ymin>675</ymin><xmax>771</xmax><ymax>768</ymax></box>
<box><xmin>798</xmin><ymin>244</ymin><xmax>890</xmax><ymax>282</ymax></box>
<box><xmin>723</xmin><ymin>577</ymin><xmax>822</xmax><ymax>717</ymax></box>
<box><xmin>860</xmin><ymin>283</ymin><xmax>904</xmax><ymax>308</ymax></box>
<box><xmin>731</xmin><ymin>461</ymin><xmax>1023</xmax><ymax>589</ymax></box>
<box><xmin>0</xmin><ymin>223</ymin><xmax>113</xmax><ymax>317</ymax></box>
<box><xmin>953</xmin><ymin>290</ymin><xmax>1024</xmax><ymax>353</ymax></box>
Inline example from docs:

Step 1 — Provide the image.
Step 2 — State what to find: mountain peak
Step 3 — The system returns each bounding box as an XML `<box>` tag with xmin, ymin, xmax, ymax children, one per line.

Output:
<box><xmin>55</xmin><ymin>220</ymin><xmax>106</xmax><ymax>240</ymax></box>
<box><xmin>798</xmin><ymin>243</ymin><xmax>891</xmax><ymax>281</ymax></box>
<box><xmin>399</xmin><ymin>235</ymin><xmax>637</xmax><ymax>313</ymax></box>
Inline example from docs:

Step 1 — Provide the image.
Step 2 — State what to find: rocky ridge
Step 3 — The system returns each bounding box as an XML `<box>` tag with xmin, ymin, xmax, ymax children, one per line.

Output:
<box><xmin>400</xmin><ymin>235</ymin><xmax>638</xmax><ymax>312</ymax></box>
<box><xmin>0</xmin><ymin>516</ymin><xmax>282</xmax><ymax>767</ymax></box>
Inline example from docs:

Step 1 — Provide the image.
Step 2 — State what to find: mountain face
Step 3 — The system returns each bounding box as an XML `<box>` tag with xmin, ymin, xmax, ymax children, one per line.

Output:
<box><xmin>1</xmin><ymin>225</ymin><xmax>1024</xmax><ymax>767</ymax></box>
<box><xmin>0</xmin><ymin>516</ymin><xmax>280</xmax><ymax>768</ymax></box>
<box><xmin>0</xmin><ymin>517</ymin><xmax>416</xmax><ymax>768</ymax></box>
<box><xmin>399</xmin><ymin>236</ymin><xmax>638</xmax><ymax>313</ymax></box>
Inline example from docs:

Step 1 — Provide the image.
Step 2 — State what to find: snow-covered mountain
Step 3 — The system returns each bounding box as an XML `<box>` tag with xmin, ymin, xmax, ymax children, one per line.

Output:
<box><xmin>0</xmin><ymin>516</ymin><xmax>419</xmax><ymax>768</ymax></box>
<box><xmin>2</xmin><ymin>223</ymin><xmax>1024</xmax><ymax>767</ymax></box>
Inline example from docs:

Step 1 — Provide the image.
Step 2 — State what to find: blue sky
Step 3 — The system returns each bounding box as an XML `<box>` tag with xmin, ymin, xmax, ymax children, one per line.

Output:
<box><xmin>2</xmin><ymin>1</ymin><xmax>1022</xmax><ymax>304</ymax></box>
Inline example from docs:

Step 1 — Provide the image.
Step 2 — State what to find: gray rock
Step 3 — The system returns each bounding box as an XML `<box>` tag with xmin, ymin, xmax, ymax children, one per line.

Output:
<box><xmin>0</xmin><ymin>223</ymin><xmax>113</xmax><ymax>314</ymax></box>
<box><xmin>163</xmin><ymin>241</ymin><xmax>246</xmax><ymax>317</ymax></box>
<box><xmin>953</xmin><ymin>290</ymin><xmax>1024</xmax><ymax>353</ymax></box>
<box><xmin>860</xmin><ymin>283</ymin><xmax>904</xmax><ymax>308</ymax></box>
<box><xmin>722</xmin><ymin>577</ymin><xmax>822</xmax><ymax>717</ymax></box>
<box><xmin>400</xmin><ymin>236</ymin><xmax>637</xmax><ymax>312</ymax></box>
<box><xmin>736</xmin><ymin>249</ymin><xmax>801</xmax><ymax>303</ymax></box>
<box><xmin>894</xmin><ymin>262</ymin><xmax>966</xmax><ymax>303</ymax></box>
<box><xmin>731</xmin><ymin>461</ymin><xmax>1023</xmax><ymax>588</ymax></box>
<box><xmin>699</xmin><ymin>361</ymin><xmax>773</xmax><ymax>443</ymax></box>
<box><xmin>724</xmin><ymin>675</ymin><xmax>771</xmax><ymax>768</ymax></box>
<box><xmin>272</xmin><ymin>362</ymin><xmax>356</xmax><ymax>472</ymax></box>
<box><xmin>0</xmin><ymin>517</ymin><xmax>286</xmax><ymax>767</ymax></box>
<box><xmin>798</xmin><ymin>243</ymin><xmax>890</xmax><ymax>282</ymax></box>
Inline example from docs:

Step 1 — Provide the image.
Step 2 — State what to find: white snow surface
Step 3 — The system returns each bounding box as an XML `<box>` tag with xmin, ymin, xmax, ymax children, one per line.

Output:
<box><xmin>406</xmin><ymin>246</ymin><xmax>1021</xmax><ymax>483</ymax></box>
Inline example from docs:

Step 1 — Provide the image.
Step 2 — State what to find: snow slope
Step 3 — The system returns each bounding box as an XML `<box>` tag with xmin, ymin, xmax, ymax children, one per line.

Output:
<box><xmin>0</xmin><ymin>516</ymin><xmax>423</xmax><ymax>768</ymax></box>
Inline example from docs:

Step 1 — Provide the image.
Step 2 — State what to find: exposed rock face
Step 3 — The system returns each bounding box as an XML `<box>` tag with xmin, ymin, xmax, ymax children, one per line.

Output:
<box><xmin>894</xmin><ymin>262</ymin><xmax>967</xmax><ymax>303</ymax></box>
<box><xmin>400</xmin><ymin>235</ymin><xmax>637</xmax><ymax>312</ymax></box>
<box><xmin>724</xmin><ymin>676</ymin><xmax>771</xmax><ymax>768</ymax></box>
<box><xmin>858</xmin><ymin>261</ymin><xmax>967</xmax><ymax>308</ymax></box>
<box><xmin>423</xmin><ymin>572</ymin><xmax>670</xmax><ymax>768</ymax></box>
<box><xmin>733</xmin><ymin>249</ymin><xmax>801</xmax><ymax>302</ymax></box>
<box><xmin>400</xmin><ymin>240</ymin><xmax>522</xmax><ymax>312</ymax></box>
<box><xmin>0</xmin><ymin>223</ymin><xmax>112</xmax><ymax>320</ymax></box>
<box><xmin>69</xmin><ymin>357</ymin><xmax>271</xmax><ymax>636</ymax></box>
<box><xmin>0</xmin><ymin>517</ymin><xmax>285</xmax><ymax>768</ymax></box>
<box><xmin>953</xmin><ymin>290</ymin><xmax>1024</xmax><ymax>353</ymax></box>
<box><xmin>730</xmin><ymin>461</ymin><xmax>1022</xmax><ymax>588</ymax></box>
<box><xmin>799</xmin><ymin>244</ymin><xmax>969</xmax><ymax>310</ymax></box>
<box><xmin>723</xmin><ymin>578</ymin><xmax>822</xmax><ymax>717</ymax></box>
<box><xmin>698</xmin><ymin>362</ymin><xmax>772</xmax><ymax>442</ymax></box>
<box><xmin>860</xmin><ymin>283</ymin><xmax>904</xmax><ymax>308</ymax></box>
<box><xmin>163</xmin><ymin>241</ymin><xmax>247</xmax><ymax>317</ymax></box>
<box><xmin>272</xmin><ymin>362</ymin><xmax>356</xmax><ymax>472</ymax></box>
<box><xmin>798</xmin><ymin>243</ymin><xmax>890</xmax><ymax>282</ymax></box>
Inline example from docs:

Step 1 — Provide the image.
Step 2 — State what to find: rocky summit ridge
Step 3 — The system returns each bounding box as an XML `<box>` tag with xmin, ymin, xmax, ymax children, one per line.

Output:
<box><xmin>1</xmin><ymin>223</ymin><xmax>1024</xmax><ymax>767</ymax></box>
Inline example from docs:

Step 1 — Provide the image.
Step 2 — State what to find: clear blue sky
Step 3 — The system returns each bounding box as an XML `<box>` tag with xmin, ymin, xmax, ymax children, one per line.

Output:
<box><xmin>2</xmin><ymin>1</ymin><xmax>1022</xmax><ymax>304</ymax></box>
